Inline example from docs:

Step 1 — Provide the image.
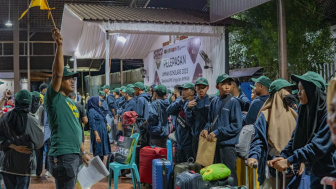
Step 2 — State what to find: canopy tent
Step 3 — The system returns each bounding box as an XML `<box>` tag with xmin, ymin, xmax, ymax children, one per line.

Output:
<box><xmin>60</xmin><ymin>4</ymin><xmax>233</xmax><ymax>91</ymax></box>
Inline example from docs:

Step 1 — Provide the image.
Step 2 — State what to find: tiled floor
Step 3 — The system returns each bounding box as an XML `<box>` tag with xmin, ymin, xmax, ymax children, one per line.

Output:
<box><xmin>27</xmin><ymin>137</ymin><xmax>135</xmax><ymax>189</ymax></box>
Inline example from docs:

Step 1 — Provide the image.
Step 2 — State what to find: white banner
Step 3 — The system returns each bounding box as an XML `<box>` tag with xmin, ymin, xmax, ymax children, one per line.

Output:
<box><xmin>144</xmin><ymin>35</ymin><xmax>226</xmax><ymax>94</ymax></box>
<box><xmin>151</xmin><ymin>37</ymin><xmax>204</xmax><ymax>90</ymax></box>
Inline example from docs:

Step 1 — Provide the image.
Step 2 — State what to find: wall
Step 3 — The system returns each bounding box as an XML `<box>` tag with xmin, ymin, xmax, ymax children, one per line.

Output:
<box><xmin>149</xmin><ymin>35</ymin><xmax>169</xmax><ymax>52</ymax></box>
<box><xmin>0</xmin><ymin>79</ymin><xmax>15</xmax><ymax>93</ymax></box>
<box><xmin>85</xmin><ymin>68</ymin><xmax>144</xmax><ymax>95</ymax></box>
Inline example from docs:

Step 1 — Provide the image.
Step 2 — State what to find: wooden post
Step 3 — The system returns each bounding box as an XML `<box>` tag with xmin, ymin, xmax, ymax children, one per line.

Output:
<box><xmin>278</xmin><ymin>0</ymin><xmax>288</xmax><ymax>80</ymax></box>
<box><xmin>27</xmin><ymin>0</ymin><xmax>31</xmax><ymax>91</ymax></box>
<box><xmin>14</xmin><ymin>0</ymin><xmax>20</xmax><ymax>92</ymax></box>
<box><xmin>120</xmin><ymin>59</ymin><xmax>123</xmax><ymax>86</ymax></box>
<box><xmin>224</xmin><ymin>26</ymin><xmax>229</xmax><ymax>74</ymax></box>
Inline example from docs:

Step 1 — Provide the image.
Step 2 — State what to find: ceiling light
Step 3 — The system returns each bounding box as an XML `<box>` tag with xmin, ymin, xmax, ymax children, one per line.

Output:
<box><xmin>69</xmin><ymin>57</ymin><xmax>74</xmax><ymax>61</ymax></box>
<box><xmin>117</xmin><ymin>36</ymin><xmax>126</xmax><ymax>43</ymax></box>
<box><xmin>5</xmin><ymin>20</ymin><xmax>12</xmax><ymax>27</ymax></box>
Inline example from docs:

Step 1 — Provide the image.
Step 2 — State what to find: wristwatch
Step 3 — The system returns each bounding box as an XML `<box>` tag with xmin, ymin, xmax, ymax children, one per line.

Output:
<box><xmin>81</xmin><ymin>150</ymin><xmax>88</xmax><ymax>156</ymax></box>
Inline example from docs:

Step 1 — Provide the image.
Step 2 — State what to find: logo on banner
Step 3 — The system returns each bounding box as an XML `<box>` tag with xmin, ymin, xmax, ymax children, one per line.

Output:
<box><xmin>187</xmin><ymin>37</ymin><xmax>201</xmax><ymax>64</ymax></box>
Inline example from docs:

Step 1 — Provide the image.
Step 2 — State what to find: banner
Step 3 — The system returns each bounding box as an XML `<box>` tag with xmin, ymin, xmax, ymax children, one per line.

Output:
<box><xmin>151</xmin><ymin>37</ymin><xmax>205</xmax><ymax>90</ymax></box>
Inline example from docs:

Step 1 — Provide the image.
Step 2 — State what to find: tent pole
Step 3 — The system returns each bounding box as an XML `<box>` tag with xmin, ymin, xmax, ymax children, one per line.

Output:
<box><xmin>105</xmin><ymin>31</ymin><xmax>110</xmax><ymax>85</ymax></box>
<box><xmin>81</xmin><ymin>71</ymin><xmax>84</xmax><ymax>99</ymax></box>
<box><xmin>74</xmin><ymin>55</ymin><xmax>77</xmax><ymax>99</ymax></box>
<box><xmin>120</xmin><ymin>59</ymin><xmax>123</xmax><ymax>86</ymax></box>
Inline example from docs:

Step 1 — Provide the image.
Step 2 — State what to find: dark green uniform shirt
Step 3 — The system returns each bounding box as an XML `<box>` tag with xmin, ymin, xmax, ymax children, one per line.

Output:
<box><xmin>45</xmin><ymin>84</ymin><xmax>82</xmax><ymax>156</ymax></box>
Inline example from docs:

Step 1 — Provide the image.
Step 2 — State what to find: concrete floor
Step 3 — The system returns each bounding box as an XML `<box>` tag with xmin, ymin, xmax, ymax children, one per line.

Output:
<box><xmin>30</xmin><ymin>175</ymin><xmax>133</xmax><ymax>189</ymax></box>
<box><xmin>27</xmin><ymin>137</ymin><xmax>135</xmax><ymax>189</ymax></box>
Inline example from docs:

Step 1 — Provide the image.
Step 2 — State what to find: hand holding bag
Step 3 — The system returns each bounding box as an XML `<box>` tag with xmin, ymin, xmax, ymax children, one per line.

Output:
<box><xmin>196</xmin><ymin>96</ymin><xmax>231</xmax><ymax>167</ymax></box>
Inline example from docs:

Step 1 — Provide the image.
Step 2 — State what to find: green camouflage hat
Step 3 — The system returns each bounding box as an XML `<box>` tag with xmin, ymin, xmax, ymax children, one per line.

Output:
<box><xmin>15</xmin><ymin>89</ymin><xmax>32</xmax><ymax>105</ymax></box>
<box><xmin>101</xmin><ymin>85</ymin><xmax>110</xmax><ymax>90</ymax></box>
<box><xmin>133</xmin><ymin>82</ymin><xmax>146</xmax><ymax>90</ymax></box>
<box><xmin>269</xmin><ymin>79</ymin><xmax>296</xmax><ymax>95</ymax></box>
<box><xmin>113</xmin><ymin>88</ymin><xmax>121</xmax><ymax>93</ymax></box>
<box><xmin>195</xmin><ymin>77</ymin><xmax>209</xmax><ymax>86</ymax></box>
<box><xmin>216</xmin><ymin>74</ymin><xmax>233</xmax><ymax>85</ymax></box>
<box><xmin>98</xmin><ymin>91</ymin><xmax>105</xmax><ymax>96</ymax></box>
<box><xmin>145</xmin><ymin>85</ymin><xmax>150</xmax><ymax>92</ymax></box>
<box><xmin>120</xmin><ymin>86</ymin><xmax>126</xmax><ymax>92</ymax></box>
<box><xmin>63</xmin><ymin>67</ymin><xmax>80</xmax><ymax>77</ymax></box>
<box><xmin>125</xmin><ymin>88</ymin><xmax>134</xmax><ymax>96</ymax></box>
<box><xmin>291</xmin><ymin>71</ymin><xmax>326</xmax><ymax>91</ymax></box>
<box><xmin>154</xmin><ymin>84</ymin><xmax>167</xmax><ymax>95</ymax></box>
<box><xmin>252</xmin><ymin>76</ymin><xmax>271</xmax><ymax>88</ymax></box>
<box><xmin>178</xmin><ymin>83</ymin><xmax>195</xmax><ymax>91</ymax></box>
<box><xmin>126</xmin><ymin>84</ymin><xmax>135</xmax><ymax>88</ymax></box>
<box><xmin>250</xmin><ymin>85</ymin><xmax>255</xmax><ymax>89</ymax></box>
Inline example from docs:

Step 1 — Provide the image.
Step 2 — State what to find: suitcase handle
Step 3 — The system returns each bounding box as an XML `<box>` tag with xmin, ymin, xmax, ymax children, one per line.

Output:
<box><xmin>275</xmin><ymin>170</ymin><xmax>286</xmax><ymax>189</ymax></box>
<box><xmin>187</xmin><ymin>157</ymin><xmax>194</xmax><ymax>163</ymax></box>
<box><xmin>252</xmin><ymin>163</ymin><xmax>257</xmax><ymax>169</ymax></box>
<box><xmin>244</xmin><ymin>160</ymin><xmax>258</xmax><ymax>189</ymax></box>
<box><xmin>188</xmin><ymin>170</ymin><xmax>196</xmax><ymax>174</ymax></box>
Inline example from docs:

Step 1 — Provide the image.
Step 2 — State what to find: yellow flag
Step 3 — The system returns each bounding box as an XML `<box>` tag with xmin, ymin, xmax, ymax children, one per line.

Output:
<box><xmin>19</xmin><ymin>0</ymin><xmax>55</xmax><ymax>20</ymax></box>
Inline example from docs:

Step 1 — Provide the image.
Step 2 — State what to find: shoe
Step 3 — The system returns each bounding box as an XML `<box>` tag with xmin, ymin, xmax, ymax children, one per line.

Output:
<box><xmin>125</xmin><ymin>173</ymin><xmax>132</xmax><ymax>178</ymax></box>
<box><xmin>45</xmin><ymin>171</ymin><xmax>52</xmax><ymax>178</ymax></box>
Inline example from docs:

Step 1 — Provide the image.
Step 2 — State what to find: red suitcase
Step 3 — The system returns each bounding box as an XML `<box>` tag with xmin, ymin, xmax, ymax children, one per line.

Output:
<box><xmin>139</xmin><ymin>146</ymin><xmax>167</xmax><ymax>184</ymax></box>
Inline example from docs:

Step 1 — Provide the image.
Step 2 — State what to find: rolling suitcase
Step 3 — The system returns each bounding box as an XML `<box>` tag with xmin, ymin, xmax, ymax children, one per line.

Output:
<box><xmin>139</xmin><ymin>146</ymin><xmax>167</xmax><ymax>184</ymax></box>
<box><xmin>152</xmin><ymin>158</ymin><xmax>173</xmax><ymax>189</ymax></box>
<box><xmin>174</xmin><ymin>158</ymin><xmax>202</xmax><ymax>181</ymax></box>
<box><xmin>175</xmin><ymin>170</ymin><xmax>203</xmax><ymax>189</ymax></box>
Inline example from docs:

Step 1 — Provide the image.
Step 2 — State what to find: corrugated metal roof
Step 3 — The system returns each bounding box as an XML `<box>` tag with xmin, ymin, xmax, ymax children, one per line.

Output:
<box><xmin>65</xmin><ymin>4</ymin><xmax>220</xmax><ymax>25</ymax></box>
<box><xmin>229</xmin><ymin>67</ymin><xmax>264</xmax><ymax>77</ymax></box>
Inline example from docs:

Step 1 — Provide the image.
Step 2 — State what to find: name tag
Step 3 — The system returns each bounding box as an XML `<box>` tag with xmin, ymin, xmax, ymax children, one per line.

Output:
<box><xmin>119</xmin><ymin>136</ymin><xmax>124</xmax><ymax>142</ymax></box>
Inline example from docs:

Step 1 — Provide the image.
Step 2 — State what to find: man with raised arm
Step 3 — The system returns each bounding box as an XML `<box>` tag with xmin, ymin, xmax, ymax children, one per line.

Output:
<box><xmin>44</xmin><ymin>29</ymin><xmax>90</xmax><ymax>189</ymax></box>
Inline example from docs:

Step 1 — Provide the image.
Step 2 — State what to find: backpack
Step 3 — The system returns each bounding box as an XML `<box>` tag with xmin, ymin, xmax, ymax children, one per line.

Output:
<box><xmin>235</xmin><ymin>124</ymin><xmax>255</xmax><ymax>159</ymax></box>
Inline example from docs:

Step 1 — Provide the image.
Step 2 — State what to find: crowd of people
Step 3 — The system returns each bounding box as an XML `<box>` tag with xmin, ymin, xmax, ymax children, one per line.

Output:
<box><xmin>0</xmin><ymin>30</ymin><xmax>336</xmax><ymax>189</ymax></box>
